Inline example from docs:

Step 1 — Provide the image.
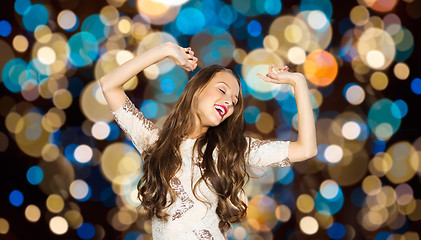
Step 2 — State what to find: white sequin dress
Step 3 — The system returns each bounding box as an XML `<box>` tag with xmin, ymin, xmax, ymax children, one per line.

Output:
<box><xmin>112</xmin><ymin>97</ymin><xmax>290</xmax><ymax>240</ymax></box>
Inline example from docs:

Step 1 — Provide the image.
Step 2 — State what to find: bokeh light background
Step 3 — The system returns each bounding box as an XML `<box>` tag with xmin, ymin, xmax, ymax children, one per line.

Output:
<box><xmin>1</xmin><ymin>0</ymin><xmax>420</xmax><ymax>239</ymax></box>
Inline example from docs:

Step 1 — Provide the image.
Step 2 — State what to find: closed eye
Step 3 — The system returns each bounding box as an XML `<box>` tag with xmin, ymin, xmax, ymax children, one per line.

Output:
<box><xmin>219</xmin><ymin>89</ymin><xmax>225</xmax><ymax>94</ymax></box>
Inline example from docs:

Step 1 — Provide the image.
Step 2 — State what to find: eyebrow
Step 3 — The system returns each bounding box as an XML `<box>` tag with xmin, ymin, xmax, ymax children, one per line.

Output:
<box><xmin>218</xmin><ymin>81</ymin><xmax>239</xmax><ymax>101</ymax></box>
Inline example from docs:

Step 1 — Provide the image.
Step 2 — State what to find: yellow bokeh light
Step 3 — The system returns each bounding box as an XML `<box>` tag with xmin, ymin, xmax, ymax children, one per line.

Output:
<box><xmin>255</xmin><ymin>112</ymin><xmax>274</xmax><ymax>134</ymax></box>
<box><xmin>64</xmin><ymin>210</ymin><xmax>83</xmax><ymax>229</ymax></box>
<box><xmin>117</xmin><ymin>18</ymin><xmax>132</xmax><ymax>35</ymax></box>
<box><xmin>25</xmin><ymin>204</ymin><xmax>41</xmax><ymax>222</ymax></box>
<box><xmin>53</xmin><ymin>89</ymin><xmax>73</xmax><ymax>109</ymax></box>
<box><xmin>46</xmin><ymin>194</ymin><xmax>65</xmax><ymax>213</ymax></box>
<box><xmin>34</xmin><ymin>25</ymin><xmax>52</xmax><ymax>43</ymax></box>
<box><xmin>136</xmin><ymin>0</ymin><xmax>180</xmax><ymax>25</ymax></box>
<box><xmin>275</xmin><ymin>204</ymin><xmax>292</xmax><ymax>222</ymax></box>
<box><xmin>5</xmin><ymin>112</ymin><xmax>24</xmax><ymax>134</ymax></box>
<box><xmin>393</xmin><ymin>62</ymin><xmax>410</xmax><ymax>80</ymax></box>
<box><xmin>0</xmin><ymin>218</ymin><xmax>10</xmax><ymax>234</ymax></box>
<box><xmin>357</xmin><ymin>28</ymin><xmax>395</xmax><ymax>70</ymax></box>
<box><xmin>41</xmin><ymin>143</ymin><xmax>60</xmax><ymax>162</ymax></box>
<box><xmin>100</xmin><ymin>5</ymin><xmax>120</xmax><ymax>26</ymax></box>
<box><xmin>284</xmin><ymin>24</ymin><xmax>303</xmax><ymax>43</ymax></box>
<box><xmin>350</xmin><ymin>5</ymin><xmax>370</xmax><ymax>26</ymax></box>
<box><xmin>233</xmin><ymin>48</ymin><xmax>247</xmax><ymax>64</ymax></box>
<box><xmin>362</xmin><ymin>175</ymin><xmax>382</xmax><ymax>196</ymax></box>
<box><xmin>13</xmin><ymin>35</ymin><xmax>29</xmax><ymax>52</ymax></box>
<box><xmin>370</xmin><ymin>71</ymin><xmax>388</xmax><ymax>90</ymax></box>
<box><xmin>116</xmin><ymin>50</ymin><xmax>134</xmax><ymax>66</ymax></box>
<box><xmin>296</xmin><ymin>194</ymin><xmax>315</xmax><ymax>213</ymax></box>
<box><xmin>263</xmin><ymin>35</ymin><xmax>279</xmax><ymax>52</ymax></box>
<box><xmin>100</xmin><ymin>143</ymin><xmax>141</xmax><ymax>182</ymax></box>
<box><xmin>80</xmin><ymin>82</ymin><xmax>114</xmax><ymax>122</ymax></box>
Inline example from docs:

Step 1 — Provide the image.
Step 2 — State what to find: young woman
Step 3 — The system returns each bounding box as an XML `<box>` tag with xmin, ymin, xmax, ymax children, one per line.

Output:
<box><xmin>99</xmin><ymin>42</ymin><xmax>317</xmax><ymax>239</ymax></box>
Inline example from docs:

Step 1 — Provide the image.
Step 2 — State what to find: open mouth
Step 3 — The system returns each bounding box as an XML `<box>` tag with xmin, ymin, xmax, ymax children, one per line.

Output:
<box><xmin>214</xmin><ymin>104</ymin><xmax>227</xmax><ymax>118</ymax></box>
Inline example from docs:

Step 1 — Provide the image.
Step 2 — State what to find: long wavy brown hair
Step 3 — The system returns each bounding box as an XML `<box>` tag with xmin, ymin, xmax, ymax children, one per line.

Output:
<box><xmin>138</xmin><ymin>65</ymin><xmax>249</xmax><ymax>234</ymax></box>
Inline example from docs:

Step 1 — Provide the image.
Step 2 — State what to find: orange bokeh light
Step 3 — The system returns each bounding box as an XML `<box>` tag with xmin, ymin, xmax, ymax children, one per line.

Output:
<box><xmin>304</xmin><ymin>49</ymin><xmax>338</xmax><ymax>87</ymax></box>
<box><xmin>364</xmin><ymin>0</ymin><xmax>398</xmax><ymax>12</ymax></box>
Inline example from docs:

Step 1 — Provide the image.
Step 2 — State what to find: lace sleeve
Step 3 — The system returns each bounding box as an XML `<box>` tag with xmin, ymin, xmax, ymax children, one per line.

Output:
<box><xmin>245</xmin><ymin>136</ymin><xmax>291</xmax><ymax>168</ymax></box>
<box><xmin>112</xmin><ymin>97</ymin><xmax>159</xmax><ymax>153</ymax></box>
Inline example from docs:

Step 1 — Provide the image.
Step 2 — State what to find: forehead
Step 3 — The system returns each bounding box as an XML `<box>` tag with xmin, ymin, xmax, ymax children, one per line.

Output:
<box><xmin>209</xmin><ymin>71</ymin><xmax>240</xmax><ymax>94</ymax></box>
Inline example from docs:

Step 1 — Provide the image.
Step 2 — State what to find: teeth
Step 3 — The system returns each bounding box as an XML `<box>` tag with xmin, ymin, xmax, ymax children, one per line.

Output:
<box><xmin>215</xmin><ymin>105</ymin><xmax>226</xmax><ymax>116</ymax></box>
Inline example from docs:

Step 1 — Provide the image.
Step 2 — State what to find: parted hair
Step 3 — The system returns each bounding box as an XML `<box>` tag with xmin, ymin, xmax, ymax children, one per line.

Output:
<box><xmin>138</xmin><ymin>65</ymin><xmax>249</xmax><ymax>234</ymax></box>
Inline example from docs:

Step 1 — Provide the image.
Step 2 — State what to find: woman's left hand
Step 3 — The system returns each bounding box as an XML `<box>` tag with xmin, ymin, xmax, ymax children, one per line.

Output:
<box><xmin>257</xmin><ymin>64</ymin><xmax>305</xmax><ymax>86</ymax></box>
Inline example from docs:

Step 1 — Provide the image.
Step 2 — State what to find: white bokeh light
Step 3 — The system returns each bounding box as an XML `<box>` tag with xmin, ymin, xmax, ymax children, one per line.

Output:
<box><xmin>324</xmin><ymin>145</ymin><xmax>343</xmax><ymax>163</ymax></box>
<box><xmin>92</xmin><ymin>121</ymin><xmax>110</xmax><ymax>140</ymax></box>
<box><xmin>342</xmin><ymin>121</ymin><xmax>361</xmax><ymax>140</ymax></box>
<box><xmin>74</xmin><ymin>144</ymin><xmax>93</xmax><ymax>164</ymax></box>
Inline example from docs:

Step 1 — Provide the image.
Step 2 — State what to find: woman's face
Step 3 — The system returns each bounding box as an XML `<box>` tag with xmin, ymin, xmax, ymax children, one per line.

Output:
<box><xmin>195</xmin><ymin>71</ymin><xmax>240</xmax><ymax>128</ymax></box>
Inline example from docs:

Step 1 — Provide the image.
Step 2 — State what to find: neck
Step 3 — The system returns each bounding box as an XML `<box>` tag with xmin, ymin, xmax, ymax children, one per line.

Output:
<box><xmin>186</xmin><ymin>117</ymin><xmax>208</xmax><ymax>139</ymax></box>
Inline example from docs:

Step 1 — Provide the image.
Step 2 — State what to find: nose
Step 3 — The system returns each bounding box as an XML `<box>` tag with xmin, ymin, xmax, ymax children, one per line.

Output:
<box><xmin>224</xmin><ymin>100</ymin><xmax>232</xmax><ymax>108</ymax></box>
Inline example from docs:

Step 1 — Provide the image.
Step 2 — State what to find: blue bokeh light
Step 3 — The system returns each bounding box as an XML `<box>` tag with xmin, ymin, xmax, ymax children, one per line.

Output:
<box><xmin>391</xmin><ymin>99</ymin><xmax>408</xmax><ymax>119</ymax></box>
<box><xmin>410</xmin><ymin>78</ymin><xmax>421</xmax><ymax>95</ymax></box>
<box><xmin>315</xmin><ymin>187</ymin><xmax>344</xmax><ymax>215</ymax></box>
<box><xmin>0</xmin><ymin>20</ymin><xmax>12</xmax><ymax>37</ymax></box>
<box><xmin>275</xmin><ymin>167</ymin><xmax>294</xmax><ymax>185</ymax></box>
<box><xmin>300</xmin><ymin>0</ymin><xmax>333</xmax><ymax>19</ymax></box>
<box><xmin>124</xmin><ymin>231</ymin><xmax>142</xmax><ymax>240</ymax></box>
<box><xmin>9</xmin><ymin>190</ymin><xmax>24</xmax><ymax>207</ymax></box>
<box><xmin>264</xmin><ymin>0</ymin><xmax>282</xmax><ymax>15</ymax></box>
<box><xmin>22</xmin><ymin>4</ymin><xmax>49</xmax><ymax>32</ymax></box>
<box><xmin>106</xmin><ymin>123</ymin><xmax>120</xmax><ymax>141</ymax></box>
<box><xmin>77</xmin><ymin>222</ymin><xmax>96</xmax><ymax>239</ymax></box>
<box><xmin>27</xmin><ymin>58</ymin><xmax>51</xmax><ymax>85</ymax></box>
<box><xmin>141</xmin><ymin>100</ymin><xmax>158</xmax><ymax>119</ymax></box>
<box><xmin>26</xmin><ymin>166</ymin><xmax>44</xmax><ymax>185</ymax></box>
<box><xmin>2</xmin><ymin>58</ymin><xmax>28</xmax><ymax>93</ymax></box>
<box><xmin>14</xmin><ymin>0</ymin><xmax>31</xmax><ymax>15</ymax></box>
<box><xmin>176</xmin><ymin>8</ymin><xmax>205</xmax><ymax>35</ymax></box>
<box><xmin>351</xmin><ymin>187</ymin><xmax>366</xmax><ymax>207</ymax></box>
<box><xmin>327</xmin><ymin>222</ymin><xmax>346</xmax><ymax>239</ymax></box>
<box><xmin>367</xmin><ymin>98</ymin><xmax>401</xmax><ymax>139</ymax></box>
<box><xmin>372</xmin><ymin>138</ymin><xmax>386</xmax><ymax>154</ymax></box>
<box><xmin>244</xmin><ymin>106</ymin><xmax>260</xmax><ymax>124</ymax></box>
<box><xmin>375</xmin><ymin>231</ymin><xmax>392</xmax><ymax>240</ymax></box>
<box><xmin>219</xmin><ymin>5</ymin><xmax>237</xmax><ymax>26</ymax></box>
<box><xmin>68</xmin><ymin>32</ymin><xmax>99</xmax><ymax>67</ymax></box>
<box><xmin>247</xmin><ymin>20</ymin><xmax>262</xmax><ymax>37</ymax></box>
<box><xmin>160</xmin><ymin>78</ymin><xmax>175</xmax><ymax>94</ymax></box>
<box><xmin>81</xmin><ymin>15</ymin><xmax>110</xmax><ymax>43</ymax></box>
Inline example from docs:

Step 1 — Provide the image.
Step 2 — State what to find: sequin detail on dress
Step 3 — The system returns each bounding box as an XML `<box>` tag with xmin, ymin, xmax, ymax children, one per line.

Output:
<box><xmin>267</xmin><ymin>157</ymin><xmax>291</xmax><ymax>167</ymax></box>
<box><xmin>121</xmin><ymin>97</ymin><xmax>158</xmax><ymax>132</ymax></box>
<box><xmin>169</xmin><ymin>177</ymin><xmax>194</xmax><ymax>221</ymax></box>
<box><xmin>193</xmin><ymin>229</ymin><xmax>214</xmax><ymax>240</ymax></box>
<box><xmin>249</xmin><ymin>138</ymin><xmax>272</xmax><ymax>151</ymax></box>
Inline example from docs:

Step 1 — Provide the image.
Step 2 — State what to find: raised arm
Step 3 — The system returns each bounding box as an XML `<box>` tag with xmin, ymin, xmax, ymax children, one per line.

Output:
<box><xmin>99</xmin><ymin>42</ymin><xmax>198</xmax><ymax>111</ymax></box>
<box><xmin>257</xmin><ymin>65</ymin><xmax>317</xmax><ymax>163</ymax></box>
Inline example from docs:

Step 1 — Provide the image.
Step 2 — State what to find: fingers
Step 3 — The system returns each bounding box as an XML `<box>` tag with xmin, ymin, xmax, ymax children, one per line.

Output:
<box><xmin>183</xmin><ymin>46</ymin><xmax>198</xmax><ymax>71</ymax></box>
<box><xmin>257</xmin><ymin>73</ymin><xmax>278</xmax><ymax>83</ymax></box>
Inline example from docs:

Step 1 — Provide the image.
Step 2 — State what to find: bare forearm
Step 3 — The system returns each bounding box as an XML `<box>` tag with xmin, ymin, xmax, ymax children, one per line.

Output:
<box><xmin>290</xmin><ymin>74</ymin><xmax>317</xmax><ymax>161</ymax></box>
<box><xmin>99</xmin><ymin>44</ymin><xmax>169</xmax><ymax>92</ymax></box>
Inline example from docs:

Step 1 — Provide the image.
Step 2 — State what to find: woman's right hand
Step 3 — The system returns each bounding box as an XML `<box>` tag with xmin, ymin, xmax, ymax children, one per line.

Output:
<box><xmin>165</xmin><ymin>42</ymin><xmax>198</xmax><ymax>72</ymax></box>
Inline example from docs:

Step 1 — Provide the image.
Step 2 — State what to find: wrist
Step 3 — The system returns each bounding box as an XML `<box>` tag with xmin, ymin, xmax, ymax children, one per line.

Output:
<box><xmin>290</xmin><ymin>73</ymin><xmax>306</xmax><ymax>87</ymax></box>
<box><xmin>161</xmin><ymin>42</ymin><xmax>177</xmax><ymax>59</ymax></box>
